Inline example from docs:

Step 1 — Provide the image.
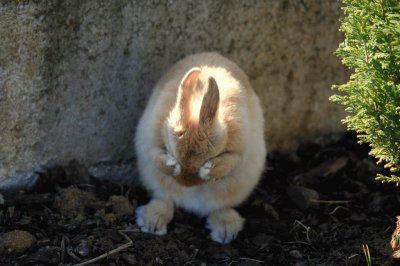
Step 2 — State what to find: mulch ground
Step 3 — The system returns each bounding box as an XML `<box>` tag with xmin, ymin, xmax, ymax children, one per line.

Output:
<box><xmin>1</xmin><ymin>132</ymin><xmax>399</xmax><ymax>265</ymax></box>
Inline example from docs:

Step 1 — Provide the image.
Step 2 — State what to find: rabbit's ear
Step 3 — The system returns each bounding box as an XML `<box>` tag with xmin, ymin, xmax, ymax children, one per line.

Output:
<box><xmin>200</xmin><ymin>77</ymin><xmax>219</xmax><ymax>127</ymax></box>
<box><xmin>177</xmin><ymin>68</ymin><xmax>201</xmax><ymax>123</ymax></box>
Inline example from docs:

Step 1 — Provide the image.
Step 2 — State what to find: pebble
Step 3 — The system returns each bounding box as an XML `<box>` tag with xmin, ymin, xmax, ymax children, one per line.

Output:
<box><xmin>121</xmin><ymin>253</ymin><xmax>138</xmax><ymax>265</ymax></box>
<box><xmin>287</xmin><ymin>185</ymin><xmax>319</xmax><ymax>210</ymax></box>
<box><xmin>289</xmin><ymin>249</ymin><xmax>303</xmax><ymax>259</ymax></box>
<box><xmin>263</xmin><ymin>203</ymin><xmax>279</xmax><ymax>220</ymax></box>
<box><xmin>54</xmin><ymin>186</ymin><xmax>97</xmax><ymax>217</ymax></box>
<box><xmin>252</xmin><ymin>233</ymin><xmax>275</xmax><ymax>248</ymax></box>
<box><xmin>75</xmin><ymin>240</ymin><xmax>89</xmax><ymax>257</ymax></box>
<box><xmin>0</xmin><ymin>230</ymin><xmax>36</xmax><ymax>254</ymax></box>
<box><xmin>109</xmin><ymin>195</ymin><xmax>134</xmax><ymax>217</ymax></box>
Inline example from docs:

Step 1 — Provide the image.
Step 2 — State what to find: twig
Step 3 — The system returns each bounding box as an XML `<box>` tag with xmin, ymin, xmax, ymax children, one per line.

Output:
<box><xmin>384</xmin><ymin>225</ymin><xmax>392</xmax><ymax>233</ymax></box>
<box><xmin>283</xmin><ymin>240</ymin><xmax>317</xmax><ymax>251</ymax></box>
<box><xmin>36</xmin><ymin>239</ymin><xmax>51</xmax><ymax>245</ymax></box>
<box><xmin>118</xmin><ymin>228</ymin><xmax>141</xmax><ymax>233</ymax></box>
<box><xmin>239</xmin><ymin>257</ymin><xmax>264</xmax><ymax>263</ymax></box>
<box><xmin>217</xmin><ymin>258</ymin><xmax>231</xmax><ymax>264</ymax></box>
<box><xmin>67</xmin><ymin>250</ymin><xmax>82</xmax><ymax>262</ymax></box>
<box><xmin>76</xmin><ymin>184</ymin><xmax>96</xmax><ymax>189</ymax></box>
<box><xmin>348</xmin><ymin>253</ymin><xmax>359</xmax><ymax>260</ymax></box>
<box><xmin>284</xmin><ymin>241</ymin><xmax>312</xmax><ymax>246</ymax></box>
<box><xmin>310</xmin><ymin>199</ymin><xmax>351</xmax><ymax>204</ymax></box>
<box><xmin>120</xmin><ymin>184</ymin><xmax>124</xmax><ymax>196</ymax></box>
<box><xmin>291</xmin><ymin>220</ymin><xmax>311</xmax><ymax>244</ymax></box>
<box><xmin>118</xmin><ymin>230</ymin><xmax>133</xmax><ymax>242</ymax></box>
<box><xmin>175</xmin><ymin>222</ymin><xmax>195</xmax><ymax>230</ymax></box>
<box><xmin>190</xmin><ymin>248</ymin><xmax>199</xmax><ymax>259</ymax></box>
<box><xmin>72</xmin><ymin>231</ymin><xmax>133</xmax><ymax>266</ymax></box>
<box><xmin>60</xmin><ymin>235</ymin><xmax>66</xmax><ymax>265</ymax></box>
<box><xmin>125</xmin><ymin>187</ymin><xmax>132</xmax><ymax>198</ymax></box>
<box><xmin>0</xmin><ymin>193</ymin><xmax>4</xmax><ymax>205</ymax></box>
<box><xmin>4</xmin><ymin>193</ymin><xmax>52</xmax><ymax>206</ymax></box>
<box><xmin>329</xmin><ymin>206</ymin><xmax>350</xmax><ymax>216</ymax></box>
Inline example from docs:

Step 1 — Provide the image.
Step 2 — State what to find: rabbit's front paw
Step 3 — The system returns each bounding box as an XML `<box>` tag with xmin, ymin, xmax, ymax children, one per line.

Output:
<box><xmin>165</xmin><ymin>153</ymin><xmax>181</xmax><ymax>176</ymax></box>
<box><xmin>207</xmin><ymin>208</ymin><xmax>244</xmax><ymax>244</ymax></box>
<box><xmin>136</xmin><ymin>199</ymin><xmax>174</xmax><ymax>235</ymax></box>
<box><xmin>199</xmin><ymin>160</ymin><xmax>213</xmax><ymax>180</ymax></box>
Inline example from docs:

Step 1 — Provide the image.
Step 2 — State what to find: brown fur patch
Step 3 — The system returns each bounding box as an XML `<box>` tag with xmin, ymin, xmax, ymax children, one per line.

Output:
<box><xmin>199</xmin><ymin>77</ymin><xmax>219</xmax><ymax>127</ymax></box>
<box><xmin>175</xmin><ymin>171</ymin><xmax>206</xmax><ymax>187</ymax></box>
<box><xmin>175</xmin><ymin>123</ymin><xmax>217</xmax><ymax>179</ymax></box>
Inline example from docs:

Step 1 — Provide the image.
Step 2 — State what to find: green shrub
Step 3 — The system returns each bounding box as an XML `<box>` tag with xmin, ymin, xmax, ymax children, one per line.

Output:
<box><xmin>331</xmin><ymin>0</ymin><xmax>400</xmax><ymax>183</ymax></box>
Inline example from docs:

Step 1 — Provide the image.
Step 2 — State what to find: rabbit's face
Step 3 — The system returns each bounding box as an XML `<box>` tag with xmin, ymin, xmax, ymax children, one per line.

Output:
<box><xmin>166</xmin><ymin>122</ymin><xmax>227</xmax><ymax>186</ymax></box>
<box><xmin>163</xmin><ymin>68</ymin><xmax>226</xmax><ymax>186</ymax></box>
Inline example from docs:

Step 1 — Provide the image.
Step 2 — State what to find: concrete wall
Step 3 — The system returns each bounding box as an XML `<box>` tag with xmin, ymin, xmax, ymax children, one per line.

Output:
<box><xmin>0</xmin><ymin>0</ymin><xmax>348</xmax><ymax>187</ymax></box>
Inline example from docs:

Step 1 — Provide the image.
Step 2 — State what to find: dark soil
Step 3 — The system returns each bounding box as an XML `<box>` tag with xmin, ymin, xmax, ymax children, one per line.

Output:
<box><xmin>1</xmin><ymin>133</ymin><xmax>399</xmax><ymax>265</ymax></box>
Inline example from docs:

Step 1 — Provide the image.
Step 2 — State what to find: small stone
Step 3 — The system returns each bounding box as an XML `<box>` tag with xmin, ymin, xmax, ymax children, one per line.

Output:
<box><xmin>95</xmin><ymin>209</ymin><xmax>116</xmax><ymax>224</ymax></box>
<box><xmin>289</xmin><ymin>249</ymin><xmax>303</xmax><ymax>259</ymax></box>
<box><xmin>252</xmin><ymin>233</ymin><xmax>275</xmax><ymax>248</ymax></box>
<box><xmin>8</xmin><ymin>206</ymin><xmax>14</xmax><ymax>218</ymax></box>
<box><xmin>294</xmin><ymin>157</ymin><xmax>348</xmax><ymax>186</ymax></box>
<box><xmin>19</xmin><ymin>246</ymin><xmax>60</xmax><ymax>265</ymax></box>
<box><xmin>109</xmin><ymin>195</ymin><xmax>134</xmax><ymax>217</ymax></box>
<box><xmin>166</xmin><ymin>240</ymin><xmax>179</xmax><ymax>251</ymax></box>
<box><xmin>350</xmin><ymin>213</ymin><xmax>366</xmax><ymax>222</ymax></box>
<box><xmin>287</xmin><ymin>186</ymin><xmax>319</xmax><ymax>211</ymax></box>
<box><xmin>263</xmin><ymin>203</ymin><xmax>279</xmax><ymax>220</ymax></box>
<box><xmin>54</xmin><ymin>186</ymin><xmax>97</xmax><ymax>217</ymax></box>
<box><xmin>121</xmin><ymin>253</ymin><xmax>137</xmax><ymax>265</ymax></box>
<box><xmin>0</xmin><ymin>230</ymin><xmax>36</xmax><ymax>254</ymax></box>
<box><xmin>75</xmin><ymin>240</ymin><xmax>90</xmax><ymax>257</ymax></box>
<box><xmin>154</xmin><ymin>257</ymin><xmax>164</xmax><ymax>264</ymax></box>
<box><xmin>18</xmin><ymin>215</ymin><xmax>32</xmax><ymax>225</ymax></box>
<box><xmin>240</xmin><ymin>260</ymin><xmax>263</xmax><ymax>266</ymax></box>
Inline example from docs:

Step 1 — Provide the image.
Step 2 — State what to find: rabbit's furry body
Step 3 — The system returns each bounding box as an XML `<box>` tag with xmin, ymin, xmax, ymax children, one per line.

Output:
<box><xmin>135</xmin><ymin>52</ymin><xmax>266</xmax><ymax>243</ymax></box>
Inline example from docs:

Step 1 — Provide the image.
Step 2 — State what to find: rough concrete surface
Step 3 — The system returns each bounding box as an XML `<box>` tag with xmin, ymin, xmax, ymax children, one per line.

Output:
<box><xmin>0</xmin><ymin>0</ymin><xmax>349</xmax><ymax>186</ymax></box>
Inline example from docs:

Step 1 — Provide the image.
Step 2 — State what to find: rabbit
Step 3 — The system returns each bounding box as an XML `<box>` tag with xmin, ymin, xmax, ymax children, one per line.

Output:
<box><xmin>134</xmin><ymin>52</ymin><xmax>266</xmax><ymax>243</ymax></box>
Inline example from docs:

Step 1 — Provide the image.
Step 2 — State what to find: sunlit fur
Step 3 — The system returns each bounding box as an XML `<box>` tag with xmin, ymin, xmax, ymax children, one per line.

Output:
<box><xmin>135</xmin><ymin>52</ymin><xmax>266</xmax><ymax>242</ymax></box>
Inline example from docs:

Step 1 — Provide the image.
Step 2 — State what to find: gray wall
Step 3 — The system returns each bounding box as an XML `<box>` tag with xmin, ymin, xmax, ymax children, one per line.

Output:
<box><xmin>0</xmin><ymin>0</ymin><xmax>348</xmax><ymax>186</ymax></box>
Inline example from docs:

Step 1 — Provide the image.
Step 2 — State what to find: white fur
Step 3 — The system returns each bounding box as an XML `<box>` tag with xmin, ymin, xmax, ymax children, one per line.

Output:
<box><xmin>207</xmin><ymin>208</ymin><xmax>244</xmax><ymax>244</ymax></box>
<box><xmin>135</xmin><ymin>199</ymin><xmax>174</xmax><ymax>235</ymax></box>
<box><xmin>199</xmin><ymin>160</ymin><xmax>212</xmax><ymax>180</ymax></box>
<box><xmin>135</xmin><ymin>52</ymin><xmax>266</xmax><ymax>243</ymax></box>
<box><xmin>165</xmin><ymin>153</ymin><xmax>181</xmax><ymax>176</ymax></box>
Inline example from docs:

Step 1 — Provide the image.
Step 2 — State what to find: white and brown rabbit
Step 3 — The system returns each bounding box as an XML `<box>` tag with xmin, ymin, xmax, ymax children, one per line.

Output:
<box><xmin>135</xmin><ymin>52</ymin><xmax>266</xmax><ymax>243</ymax></box>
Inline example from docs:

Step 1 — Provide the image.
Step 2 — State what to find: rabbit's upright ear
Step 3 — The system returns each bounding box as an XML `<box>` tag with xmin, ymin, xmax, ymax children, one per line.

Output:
<box><xmin>199</xmin><ymin>77</ymin><xmax>219</xmax><ymax>127</ymax></box>
<box><xmin>177</xmin><ymin>68</ymin><xmax>201</xmax><ymax>123</ymax></box>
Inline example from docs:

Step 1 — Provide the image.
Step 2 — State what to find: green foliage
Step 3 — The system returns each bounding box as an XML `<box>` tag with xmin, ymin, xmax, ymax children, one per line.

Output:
<box><xmin>331</xmin><ymin>0</ymin><xmax>400</xmax><ymax>183</ymax></box>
